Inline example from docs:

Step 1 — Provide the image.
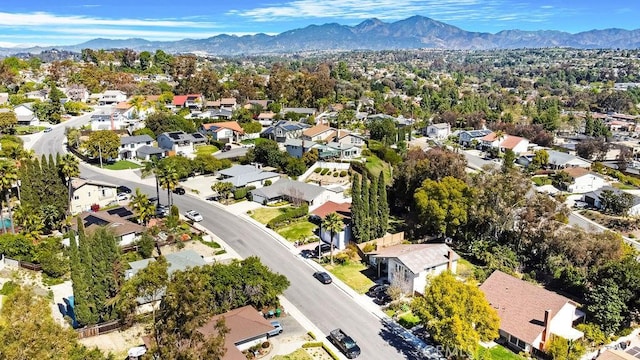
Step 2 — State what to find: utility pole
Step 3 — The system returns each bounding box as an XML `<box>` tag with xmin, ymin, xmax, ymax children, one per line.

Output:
<box><xmin>98</xmin><ymin>143</ymin><xmax>103</xmax><ymax>168</ymax></box>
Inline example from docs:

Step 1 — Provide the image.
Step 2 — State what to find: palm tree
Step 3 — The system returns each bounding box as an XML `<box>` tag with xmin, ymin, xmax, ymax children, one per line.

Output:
<box><xmin>0</xmin><ymin>160</ymin><xmax>18</xmax><ymax>234</ymax></box>
<box><xmin>130</xmin><ymin>188</ymin><xmax>155</xmax><ymax>225</ymax></box>
<box><xmin>141</xmin><ymin>158</ymin><xmax>161</xmax><ymax>207</ymax></box>
<box><xmin>58</xmin><ymin>153</ymin><xmax>80</xmax><ymax>214</ymax></box>
<box><xmin>493</xmin><ymin>129</ymin><xmax>505</xmax><ymax>157</ymax></box>
<box><xmin>14</xmin><ymin>205</ymin><xmax>44</xmax><ymax>242</ymax></box>
<box><xmin>322</xmin><ymin>212</ymin><xmax>344</xmax><ymax>266</ymax></box>
<box><xmin>157</xmin><ymin>163</ymin><xmax>179</xmax><ymax>207</ymax></box>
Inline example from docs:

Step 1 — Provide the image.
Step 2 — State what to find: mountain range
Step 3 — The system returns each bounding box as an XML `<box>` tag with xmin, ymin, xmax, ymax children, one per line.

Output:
<box><xmin>3</xmin><ymin>15</ymin><xmax>640</xmax><ymax>56</ymax></box>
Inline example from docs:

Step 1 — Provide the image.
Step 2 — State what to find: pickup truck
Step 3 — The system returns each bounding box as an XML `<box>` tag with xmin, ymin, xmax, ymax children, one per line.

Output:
<box><xmin>329</xmin><ymin>328</ymin><xmax>361</xmax><ymax>359</ymax></box>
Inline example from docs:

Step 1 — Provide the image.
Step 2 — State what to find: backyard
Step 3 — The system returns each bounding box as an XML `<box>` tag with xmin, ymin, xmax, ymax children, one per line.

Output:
<box><xmin>365</xmin><ymin>155</ymin><xmax>392</xmax><ymax>184</ymax></box>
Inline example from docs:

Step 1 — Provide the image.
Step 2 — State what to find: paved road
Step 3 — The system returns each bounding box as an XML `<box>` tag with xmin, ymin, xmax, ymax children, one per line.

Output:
<box><xmin>32</xmin><ymin>114</ymin><xmax>420</xmax><ymax>359</ymax></box>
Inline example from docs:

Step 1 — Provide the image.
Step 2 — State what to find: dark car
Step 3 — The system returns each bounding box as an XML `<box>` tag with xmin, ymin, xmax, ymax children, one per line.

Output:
<box><xmin>313</xmin><ymin>271</ymin><xmax>332</xmax><ymax>284</ymax></box>
<box><xmin>148</xmin><ymin>197</ymin><xmax>158</xmax><ymax>204</ymax></box>
<box><xmin>117</xmin><ymin>185</ymin><xmax>132</xmax><ymax>194</ymax></box>
<box><xmin>313</xmin><ymin>243</ymin><xmax>331</xmax><ymax>257</ymax></box>
<box><xmin>173</xmin><ymin>187</ymin><xmax>186</xmax><ymax>195</ymax></box>
<box><xmin>366</xmin><ymin>284</ymin><xmax>389</xmax><ymax>298</ymax></box>
<box><xmin>375</xmin><ymin>290</ymin><xmax>392</xmax><ymax>305</ymax></box>
<box><xmin>155</xmin><ymin>205</ymin><xmax>170</xmax><ymax>218</ymax></box>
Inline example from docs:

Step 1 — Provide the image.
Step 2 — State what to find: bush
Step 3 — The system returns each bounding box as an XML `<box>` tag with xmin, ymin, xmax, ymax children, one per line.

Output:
<box><xmin>302</xmin><ymin>342</ymin><xmax>323</xmax><ymax>348</ymax></box>
<box><xmin>339</xmin><ymin>170</ymin><xmax>347</xmax><ymax>177</ymax></box>
<box><xmin>267</xmin><ymin>204</ymin><xmax>309</xmax><ymax>229</ymax></box>
<box><xmin>0</xmin><ymin>281</ymin><xmax>19</xmax><ymax>295</ymax></box>
<box><xmin>398</xmin><ymin>312</ymin><xmax>421</xmax><ymax>329</ymax></box>
<box><xmin>261</xmin><ymin>341</ymin><xmax>270</xmax><ymax>349</ymax></box>
<box><xmin>314</xmin><ymin>168</ymin><xmax>322</xmax><ymax>173</ymax></box>
<box><xmin>332</xmin><ymin>172</ymin><xmax>339</xmax><ymax>177</ymax></box>
<box><xmin>307</xmin><ymin>331</ymin><xmax>317</xmax><ymax>340</ymax></box>
<box><xmin>361</xmin><ymin>148</ymin><xmax>372</xmax><ymax>156</ymax></box>
<box><xmin>234</xmin><ymin>187</ymin><xmax>249</xmax><ymax>200</ymax></box>
<box><xmin>362</xmin><ymin>242</ymin><xmax>376</xmax><ymax>253</ymax></box>
<box><xmin>320</xmin><ymin>168</ymin><xmax>330</xmax><ymax>175</ymax></box>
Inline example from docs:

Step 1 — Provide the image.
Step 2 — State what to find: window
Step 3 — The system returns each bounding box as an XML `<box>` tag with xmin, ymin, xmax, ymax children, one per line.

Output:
<box><xmin>74</xmin><ymin>195</ymin><xmax>79</xmax><ymax>200</ymax></box>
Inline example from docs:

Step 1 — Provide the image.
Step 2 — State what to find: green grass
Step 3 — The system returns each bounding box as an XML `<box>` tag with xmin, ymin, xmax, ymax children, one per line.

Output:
<box><xmin>456</xmin><ymin>258</ymin><xmax>476</xmax><ymax>280</ymax></box>
<box><xmin>277</xmin><ymin>220</ymin><xmax>317</xmax><ymax>241</ymax></box>
<box><xmin>241</xmin><ymin>138</ymin><xmax>257</xmax><ymax>145</ymax></box>
<box><xmin>104</xmin><ymin>160</ymin><xmax>142</xmax><ymax>170</ymax></box>
<box><xmin>249</xmin><ymin>206</ymin><xmax>291</xmax><ymax>224</ymax></box>
<box><xmin>15</xmin><ymin>125</ymin><xmax>46</xmax><ymax>134</ymax></box>
<box><xmin>365</xmin><ymin>155</ymin><xmax>392</xmax><ymax>184</ymax></box>
<box><xmin>326</xmin><ymin>262</ymin><xmax>375</xmax><ymax>294</ymax></box>
<box><xmin>272</xmin><ymin>349</ymin><xmax>314</xmax><ymax>360</ymax></box>
<box><xmin>196</xmin><ymin>145</ymin><xmax>219</xmax><ymax>155</ymax></box>
<box><xmin>476</xmin><ymin>345</ymin><xmax>524</xmax><ymax>360</ymax></box>
<box><xmin>612</xmin><ymin>182</ymin><xmax>638</xmax><ymax>190</ymax></box>
<box><xmin>531</xmin><ymin>176</ymin><xmax>552</xmax><ymax>186</ymax></box>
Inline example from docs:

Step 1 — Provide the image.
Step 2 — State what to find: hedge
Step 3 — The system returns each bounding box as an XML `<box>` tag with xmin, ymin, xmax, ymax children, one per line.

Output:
<box><xmin>314</xmin><ymin>168</ymin><xmax>322</xmax><ymax>173</ymax></box>
<box><xmin>267</xmin><ymin>204</ymin><xmax>309</xmax><ymax>229</ymax></box>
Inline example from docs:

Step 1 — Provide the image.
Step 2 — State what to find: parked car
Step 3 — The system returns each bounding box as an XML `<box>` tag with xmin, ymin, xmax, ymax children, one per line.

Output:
<box><xmin>116</xmin><ymin>193</ymin><xmax>130</xmax><ymax>202</ymax></box>
<box><xmin>117</xmin><ymin>186</ymin><xmax>132</xmax><ymax>194</ymax></box>
<box><xmin>329</xmin><ymin>328</ymin><xmax>361</xmax><ymax>359</ymax></box>
<box><xmin>173</xmin><ymin>187</ymin><xmax>186</xmax><ymax>195</ymax></box>
<box><xmin>267</xmin><ymin>321</ymin><xmax>283</xmax><ymax>337</ymax></box>
<box><xmin>155</xmin><ymin>205</ymin><xmax>169</xmax><ymax>218</ymax></box>
<box><xmin>366</xmin><ymin>284</ymin><xmax>389</xmax><ymax>298</ymax></box>
<box><xmin>43</xmin><ymin>127</ymin><xmax>53</xmax><ymax>133</ymax></box>
<box><xmin>313</xmin><ymin>243</ymin><xmax>331</xmax><ymax>257</ymax></box>
<box><xmin>185</xmin><ymin>210</ymin><xmax>203</xmax><ymax>222</ymax></box>
<box><xmin>147</xmin><ymin>197</ymin><xmax>158</xmax><ymax>204</ymax></box>
<box><xmin>374</xmin><ymin>290</ymin><xmax>392</xmax><ymax>305</ymax></box>
<box><xmin>313</xmin><ymin>271</ymin><xmax>332</xmax><ymax>284</ymax></box>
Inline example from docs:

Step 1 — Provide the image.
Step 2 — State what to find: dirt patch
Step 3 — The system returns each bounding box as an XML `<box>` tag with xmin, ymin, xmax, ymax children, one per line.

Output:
<box><xmin>304</xmin><ymin>346</ymin><xmax>334</xmax><ymax>360</ymax></box>
<box><xmin>79</xmin><ymin>323</ymin><xmax>147</xmax><ymax>358</ymax></box>
<box><xmin>306</xmin><ymin>171</ymin><xmax>349</xmax><ymax>186</ymax></box>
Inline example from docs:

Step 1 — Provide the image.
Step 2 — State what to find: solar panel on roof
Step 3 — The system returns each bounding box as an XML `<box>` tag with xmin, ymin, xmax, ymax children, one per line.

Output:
<box><xmin>192</xmin><ymin>133</ymin><xmax>204</xmax><ymax>138</ymax></box>
<box><xmin>168</xmin><ymin>132</ymin><xmax>182</xmax><ymax>139</ymax></box>
<box><xmin>107</xmin><ymin>207</ymin><xmax>133</xmax><ymax>217</ymax></box>
<box><xmin>84</xmin><ymin>215</ymin><xmax>109</xmax><ymax>227</ymax></box>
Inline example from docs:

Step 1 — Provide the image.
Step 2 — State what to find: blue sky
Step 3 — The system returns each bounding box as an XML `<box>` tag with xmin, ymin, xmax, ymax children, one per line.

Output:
<box><xmin>0</xmin><ymin>0</ymin><xmax>637</xmax><ymax>47</ymax></box>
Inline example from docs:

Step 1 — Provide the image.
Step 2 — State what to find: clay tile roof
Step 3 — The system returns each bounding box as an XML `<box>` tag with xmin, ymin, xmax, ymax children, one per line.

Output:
<box><xmin>172</xmin><ymin>95</ymin><xmax>188</xmax><ymax>106</ymax></box>
<box><xmin>303</xmin><ymin>124</ymin><xmax>333</xmax><ymax>137</ymax></box>
<box><xmin>480</xmin><ymin>132</ymin><xmax>498</xmax><ymax>141</ymax></box>
<box><xmin>561</xmin><ymin>167</ymin><xmax>592</xmax><ymax>179</ymax></box>
<box><xmin>500</xmin><ymin>135</ymin><xmax>525</xmax><ymax>150</ymax></box>
<box><xmin>202</xmin><ymin>121</ymin><xmax>244</xmax><ymax>134</ymax></box>
<box><xmin>479</xmin><ymin>270</ymin><xmax>573</xmax><ymax>344</ymax></box>
<box><xmin>597</xmin><ymin>350</ymin><xmax>638</xmax><ymax>360</ymax></box>
<box><xmin>115</xmin><ymin>101</ymin><xmax>133</xmax><ymax>110</ymax></box>
<box><xmin>310</xmin><ymin>201</ymin><xmax>351</xmax><ymax>220</ymax></box>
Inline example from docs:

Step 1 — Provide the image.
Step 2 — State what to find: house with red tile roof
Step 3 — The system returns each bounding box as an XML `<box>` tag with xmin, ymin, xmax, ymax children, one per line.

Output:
<box><xmin>560</xmin><ymin>167</ymin><xmax>607</xmax><ymax>193</ymax></box>
<box><xmin>172</xmin><ymin>94</ymin><xmax>204</xmax><ymax>110</ymax></box>
<box><xmin>200</xmin><ymin>121</ymin><xmax>245</xmax><ymax>143</ymax></box>
<box><xmin>311</xmin><ymin>201</ymin><xmax>352</xmax><ymax>249</ymax></box>
<box><xmin>370</xmin><ymin>244</ymin><xmax>458</xmax><ymax>295</ymax></box>
<box><xmin>480</xmin><ymin>132</ymin><xmax>530</xmax><ymax>155</ymax></box>
<box><xmin>480</xmin><ymin>271</ymin><xmax>584</xmax><ymax>356</ymax></box>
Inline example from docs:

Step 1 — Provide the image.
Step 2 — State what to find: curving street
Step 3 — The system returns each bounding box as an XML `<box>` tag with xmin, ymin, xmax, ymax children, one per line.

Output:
<box><xmin>30</xmin><ymin>112</ymin><xmax>422</xmax><ymax>359</ymax></box>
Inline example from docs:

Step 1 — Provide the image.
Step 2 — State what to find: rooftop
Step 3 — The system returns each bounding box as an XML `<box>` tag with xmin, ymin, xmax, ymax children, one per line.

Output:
<box><xmin>371</xmin><ymin>243</ymin><xmax>458</xmax><ymax>274</ymax></box>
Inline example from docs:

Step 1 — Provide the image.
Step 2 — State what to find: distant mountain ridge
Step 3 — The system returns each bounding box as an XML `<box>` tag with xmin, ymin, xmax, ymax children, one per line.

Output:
<box><xmin>2</xmin><ymin>15</ymin><xmax>640</xmax><ymax>56</ymax></box>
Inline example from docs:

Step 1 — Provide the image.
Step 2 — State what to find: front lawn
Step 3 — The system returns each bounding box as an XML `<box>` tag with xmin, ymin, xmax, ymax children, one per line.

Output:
<box><xmin>476</xmin><ymin>345</ymin><xmax>524</xmax><ymax>360</ymax></box>
<box><xmin>196</xmin><ymin>145</ymin><xmax>219</xmax><ymax>156</ymax></box>
<box><xmin>104</xmin><ymin>160</ymin><xmax>142</xmax><ymax>170</ymax></box>
<box><xmin>277</xmin><ymin>220</ymin><xmax>317</xmax><ymax>242</ymax></box>
<box><xmin>325</xmin><ymin>262</ymin><xmax>375</xmax><ymax>294</ymax></box>
<box><xmin>15</xmin><ymin>125</ymin><xmax>46</xmax><ymax>134</ymax></box>
<box><xmin>249</xmin><ymin>206</ymin><xmax>291</xmax><ymax>224</ymax></box>
<box><xmin>272</xmin><ymin>349</ymin><xmax>313</xmax><ymax>360</ymax></box>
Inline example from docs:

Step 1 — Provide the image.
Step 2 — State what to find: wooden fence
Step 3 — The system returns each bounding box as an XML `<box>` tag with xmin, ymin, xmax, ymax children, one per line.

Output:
<box><xmin>1</xmin><ymin>255</ymin><xmax>42</xmax><ymax>272</ymax></box>
<box><xmin>76</xmin><ymin>320</ymin><xmax>121</xmax><ymax>339</ymax></box>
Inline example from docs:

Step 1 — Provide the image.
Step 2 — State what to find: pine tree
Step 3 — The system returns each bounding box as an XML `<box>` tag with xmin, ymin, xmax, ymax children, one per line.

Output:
<box><xmin>361</xmin><ymin>173</ymin><xmax>370</xmax><ymax>243</ymax></box>
<box><xmin>377</xmin><ymin>172</ymin><xmax>389</xmax><ymax>238</ymax></box>
<box><xmin>369</xmin><ymin>174</ymin><xmax>379</xmax><ymax>240</ymax></box>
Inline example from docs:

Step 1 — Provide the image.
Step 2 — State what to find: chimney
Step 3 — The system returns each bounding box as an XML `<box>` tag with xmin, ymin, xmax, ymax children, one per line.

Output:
<box><xmin>541</xmin><ymin>309</ymin><xmax>552</xmax><ymax>350</ymax></box>
<box><xmin>447</xmin><ymin>249</ymin><xmax>454</xmax><ymax>271</ymax></box>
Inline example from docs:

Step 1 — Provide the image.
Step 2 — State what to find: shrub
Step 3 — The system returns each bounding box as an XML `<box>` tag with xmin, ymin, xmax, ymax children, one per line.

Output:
<box><xmin>234</xmin><ymin>187</ymin><xmax>248</xmax><ymax>200</ymax></box>
<box><xmin>302</xmin><ymin>342</ymin><xmax>323</xmax><ymax>348</ymax></box>
<box><xmin>0</xmin><ymin>281</ymin><xmax>19</xmax><ymax>295</ymax></box>
<box><xmin>398</xmin><ymin>312</ymin><xmax>421</xmax><ymax>329</ymax></box>
<box><xmin>332</xmin><ymin>172</ymin><xmax>339</xmax><ymax>177</ymax></box>
<box><xmin>264</xmin><ymin>179</ymin><xmax>272</xmax><ymax>186</ymax></box>
<box><xmin>362</xmin><ymin>242</ymin><xmax>376</xmax><ymax>253</ymax></box>
<box><xmin>361</xmin><ymin>148</ymin><xmax>372</xmax><ymax>156</ymax></box>
<box><xmin>339</xmin><ymin>170</ymin><xmax>347</xmax><ymax>177</ymax></box>
<box><xmin>261</xmin><ymin>341</ymin><xmax>270</xmax><ymax>349</ymax></box>
<box><xmin>90</xmin><ymin>203</ymin><xmax>100</xmax><ymax>212</ymax></box>
<box><xmin>267</xmin><ymin>204</ymin><xmax>309</xmax><ymax>229</ymax></box>
<box><xmin>314</xmin><ymin>168</ymin><xmax>322</xmax><ymax>173</ymax></box>
<box><xmin>307</xmin><ymin>331</ymin><xmax>317</xmax><ymax>340</ymax></box>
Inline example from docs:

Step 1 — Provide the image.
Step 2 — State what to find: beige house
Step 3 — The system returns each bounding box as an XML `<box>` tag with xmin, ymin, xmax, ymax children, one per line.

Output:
<box><xmin>70</xmin><ymin>178</ymin><xmax>118</xmax><ymax>214</ymax></box>
<box><xmin>480</xmin><ymin>271</ymin><xmax>584</xmax><ymax>356</ymax></box>
<box><xmin>302</xmin><ymin>124</ymin><xmax>336</xmax><ymax>142</ymax></box>
<box><xmin>370</xmin><ymin>244</ymin><xmax>459</xmax><ymax>294</ymax></box>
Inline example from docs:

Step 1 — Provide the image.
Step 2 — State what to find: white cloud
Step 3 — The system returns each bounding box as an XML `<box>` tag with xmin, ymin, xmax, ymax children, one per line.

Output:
<box><xmin>0</xmin><ymin>11</ymin><xmax>218</xmax><ymax>28</ymax></box>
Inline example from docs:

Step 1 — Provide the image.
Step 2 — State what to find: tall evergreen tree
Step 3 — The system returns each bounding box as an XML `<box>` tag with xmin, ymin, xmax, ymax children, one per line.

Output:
<box><xmin>361</xmin><ymin>173</ymin><xmax>370</xmax><ymax>243</ymax></box>
<box><xmin>369</xmin><ymin>174</ymin><xmax>379</xmax><ymax>240</ymax></box>
<box><xmin>74</xmin><ymin>217</ymin><xmax>95</xmax><ymax>325</ymax></box>
<box><xmin>377</xmin><ymin>172</ymin><xmax>389</xmax><ymax>238</ymax></box>
<box><xmin>351</xmin><ymin>173</ymin><xmax>364</xmax><ymax>243</ymax></box>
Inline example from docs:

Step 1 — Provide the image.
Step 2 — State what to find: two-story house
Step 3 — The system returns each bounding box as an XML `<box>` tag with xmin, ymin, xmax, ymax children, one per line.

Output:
<box><xmin>13</xmin><ymin>103</ymin><xmax>39</xmax><ymax>126</ymax></box>
<box><xmin>207</xmin><ymin>97</ymin><xmax>238</xmax><ymax>111</ymax></box>
<box><xmin>480</xmin><ymin>270</ymin><xmax>584</xmax><ymax>356</ymax></box>
<box><xmin>257</xmin><ymin>112</ymin><xmax>277</xmax><ymax>126</ymax></box>
<box><xmin>200</xmin><ymin>121</ymin><xmax>244</xmax><ymax>143</ymax></box>
<box><xmin>157</xmin><ymin>131</ymin><xmax>207</xmax><ymax>155</ymax></box>
<box><xmin>98</xmin><ymin>90</ymin><xmax>127</xmax><ymax>105</ymax></box>
<box><xmin>424</xmin><ymin>123</ymin><xmax>451</xmax><ymax>139</ymax></box>
<box><xmin>334</xmin><ymin>130</ymin><xmax>366</xmax><ymax>147</ymax></box>
<box><xmin>480</xmin><ymin>132</ymin><xmax>530</xmax><ymax>155</ymax></box>
<box><xmin>62</xmin><ymin>85</ymin><xmax>90</xmax><ymax>103</ymax></box>
<box><xmin>458</xmin><ymin>129</ymin><xmax>492</xmax><ymax>147</ymax></box>
<box><xmin>261</xmin><ymin>120</ymin><xmax>310</xmax><ymax>143</ymax></box>
<box><xmin>70</xmin><ymin>178</ymin><xmax>118</xmax><ymax>214</ymax></box>
<box><xmin>119</xmin><ymin>135</ymin><xmax>154</xmax><ymax>160</ymax></box>
<box><xmin>172</xmin><ymin>94</ymin><xmax>204</xmax><ymax>110</ymax></box>
<box><xmin>302</xmin><ymin>124</ymin><xmax>336</xmax><ymax>142</ymax></box>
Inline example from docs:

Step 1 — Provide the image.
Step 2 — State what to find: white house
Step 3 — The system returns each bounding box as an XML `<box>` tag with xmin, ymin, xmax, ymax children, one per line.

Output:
<box><xmin>370</xmin><ymin>244</ymin><xmax>459</xmax><ymax>295</ymax></box>
<box><xmin>310</xmin><ymin>201</ymin><xmax>352</xmax><ymax>249</ymax></box>
<box><xmin>480</xmin><ymin>270</ymin><xmax>584</xmax><ymax>355</ymax></box>
<box><xmin>13</xmin><ymin>103</ymin><xmax>39</xmax><ymax>126</ymax></box>
<box><xmin>70</xmin><ymin>178</ymin><xmax>118</xmax><ymax>215</ymax></box>
<box><xmin>333</xmin><ymin>130</ymin><xmax>366</xmax><ymax>147</ymax></box>
<box><xmin>582</xmin><ymin>186</ymin><xmax>640</xmax><ymax>216</ymax></box>
<box><xmin>216</xmin><ymin>164</ymin><xmax>281</xmax><ymax>189</ymax></box>
<box><xmin>99</xmin><ymin>90</ymin><xmax>127</xmax><ymax>105</ymax></box>
<box><xmin>200</xmin><ymin>121</ymin><xmax>244</xmax><ymax>143</ymax></box>
<box><xmin>157</xmin><ymin>131</ymin><xmax>207</xmax><ymax>155</ymax></box>
<box><xmin>75</xmin><ymin>209</ymin><xmax>145</xmax><ymax>246</ymax></box>
<box><xmin>89</xmin><ymin>111</ymin><xmax>140</xmax><ymax>132</ymax></box>
<box><xmin>250</xmin><ymin>178</ymin><xmax>331</xmax><ymax>210</ymax></box>
<box><xmin>119</xmin><ymin>135</ymin><xmax>154</xmax><ymax>160</ymax></box>
<box><xmin>424</xmin><ymin>123</ymin><xmax>451</xmax><ymax>139</ymax></box>
<box><xmin>480</xmin><ymin>132</ymin><xmax>530</xmax><ymax>155</ymax></box>
<box><xmin>561</xmin><ymin>167</ymin><xmax>607</xmax><ymax>193</ymax></box>
<box><xmin>62</xmin><ymin>86</ymin><xmax>90</xmax><ymax>103</ymax></box>
<box><xmin>302</xmin><ymin>124</ymin><xmax>336</xmax><ymax>142</ymax></box>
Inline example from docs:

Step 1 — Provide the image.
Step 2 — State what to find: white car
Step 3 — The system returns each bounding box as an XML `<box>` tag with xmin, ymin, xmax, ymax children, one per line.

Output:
<box><xmin>116</xmin><ymin>193</ymin><xmax>130</xmax><ymax>202</ymax></box>
<box><xmin>185</xmin><ymin>210</ymin><xmax>203</xmax><ymax>222</ymax></box>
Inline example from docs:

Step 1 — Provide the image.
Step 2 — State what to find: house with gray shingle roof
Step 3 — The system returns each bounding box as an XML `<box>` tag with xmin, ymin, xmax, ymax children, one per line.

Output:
<box><xmin>217</xmin><ymin>164</ymin><xmax>281</xmax><ymax>188</ymax></box>
<box><xmin>250</xmin><ymin>178</ymin><xmax>331</xmax><ymax>209</ymax></box>
<box><xmin>119</xmin><ymin>134</ymin><xmax>154</xmax><ymax>160</ymax></box>
<box><xmin>370</xmin><ymin>244</ymin><xmax>459</xmax><ymax>295</ymax></box>
<box><xmin>260</xmin><ymin>120</ymin><xmax>310</xmax><ymax>143</ymax></box>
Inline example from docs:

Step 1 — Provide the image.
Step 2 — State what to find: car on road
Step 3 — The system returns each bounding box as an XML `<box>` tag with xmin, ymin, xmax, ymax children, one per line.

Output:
<box><xmin>185</xmin><ymin>210</ymin><xmax>203</xmax><ymax>222</ymax></box>
<box><xmin>116</xmin><ymin>193</ymin><xmax>130</xmax><ymax>202</ymax></box>
<box><xmin>267</xmin><ymin>321</ymin><xmax>283</xmax><ymax>337</ymax></box>
<box><xmin>43</xmin><ymin>127</ymin><xmax>53</xmax><ymax>133</ymax></box>
<box><xmin>173</xmin><ymin>187</ymin><xmax>186</xmax><ymax>195</ymax></box>
<box><xmin>117</xmin><ymin>185</ymin><xmax>132</xmax><ymax>194</ymax></box>
<box><xmin>329</xmin><ymin>328</ymin><xmax>361</xmax><ymax>359</ymax></box>
<box><xmin>313</xmin><ymin>271</ymin><xmax>332</xmax><ymax>284</ymax></box>
<box><xmin>147</xmin><ymin>196</ymin><xmax>158</xmax><ymax>204</ymax></box>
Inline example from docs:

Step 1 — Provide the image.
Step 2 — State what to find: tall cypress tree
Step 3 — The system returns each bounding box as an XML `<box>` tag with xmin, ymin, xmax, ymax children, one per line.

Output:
<box><xmin>74</xmin><ymin>217</ymin><xmax>97</xmax><ymax>325</ymax></box>
<box><xmin>377</xmin><ymin>172</ymin><xmax>389</xmax><ymax>238</ymax></box>
<box><xmin>369</xmin><ymin>174</ymin><xmax>379</xmax><ymax>240</ymax></box>
<box><xmin>350</xmin><ymin>173</ymin><xmax>363</xmax><ymax>243</ymax></box>
<box><xmin>361</xmin><ymin>173</ymin><xmax>370</xmax><ymax>243</ymax></box>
